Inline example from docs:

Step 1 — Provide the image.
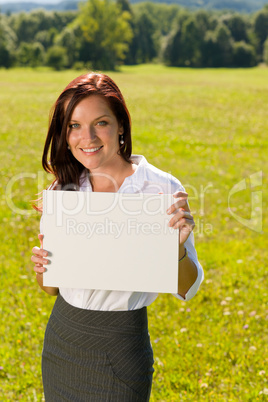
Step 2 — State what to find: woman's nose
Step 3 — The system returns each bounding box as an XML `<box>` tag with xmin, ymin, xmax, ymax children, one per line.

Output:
<box><xmin>82</xmin><ymin>126</ymin><xmax>96</xmax><ymax>140</ymax></box>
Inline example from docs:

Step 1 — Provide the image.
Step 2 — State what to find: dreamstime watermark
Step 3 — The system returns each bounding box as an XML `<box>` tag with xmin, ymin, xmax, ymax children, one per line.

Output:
<box><xmin>5</xmin><ymin>170</ymin><xmax>214</xmax><ymax>216</ymax></box>
<box><xmin>4</xmin><ymin>169</ymin><xmax>263</xmax><ymax>234</ymax></box>
<box><xmin>65</xmin><ymin>217</ymin><xmax>214</xmax><ymax>239</ymax></box>
<box><xmin>228</xmin><ymin>171</ymin><xmax>263</xmax><ymax>233</ymax></box>
<box><xmin>66</xmin><ymin>217</ymin><xmax>174</xmax><ymax>239</ymax></box>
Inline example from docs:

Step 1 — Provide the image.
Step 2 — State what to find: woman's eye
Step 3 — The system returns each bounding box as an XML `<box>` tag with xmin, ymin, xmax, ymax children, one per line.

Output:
<box><xmin>97</xmin><ymin>121</ymin><xmax>107</xmax><ymax>126</ymax></box>
<box><xmin>69</xmin><ymin>123</ymin><xmax>79</xmax><ymax>129</ymax></box>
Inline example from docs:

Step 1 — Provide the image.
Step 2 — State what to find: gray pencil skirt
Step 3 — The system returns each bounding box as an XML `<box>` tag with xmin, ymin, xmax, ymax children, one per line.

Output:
<box><xmin>42</xmin><ymin>294</ymin><xmax>154</xmax><ymax>401</ymax></box>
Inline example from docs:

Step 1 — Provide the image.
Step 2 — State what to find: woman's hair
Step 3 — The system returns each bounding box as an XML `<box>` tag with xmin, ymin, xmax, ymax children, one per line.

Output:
<box><xmin>42</xmin><ymin>72</ymin><xmax>132</xmax><ymax>190</ymax></box>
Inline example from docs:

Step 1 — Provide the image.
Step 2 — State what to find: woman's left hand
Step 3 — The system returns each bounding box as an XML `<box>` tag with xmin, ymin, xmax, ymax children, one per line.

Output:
<box><xmin>167</xmin><ymin>191</ymin><xmax>195</xmax><ymax>245</ymax></box>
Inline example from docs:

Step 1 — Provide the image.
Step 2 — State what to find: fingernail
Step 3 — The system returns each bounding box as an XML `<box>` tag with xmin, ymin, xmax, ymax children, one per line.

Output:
<box><xmin>43</xmin><ymin>251</ymin><xmax>48</xmax><ymax>257</ymax></box>
<box><xmin>166</xmin><ymin>208</ymin><xmax>171</xmax><ymax>214</ymax></box>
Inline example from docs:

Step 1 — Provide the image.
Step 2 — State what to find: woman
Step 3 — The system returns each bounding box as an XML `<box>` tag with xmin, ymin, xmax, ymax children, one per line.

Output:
<box><xmin>32</xmin><ymin>72</ymin><xmax>204</xmax><ymax>401</ymax></box>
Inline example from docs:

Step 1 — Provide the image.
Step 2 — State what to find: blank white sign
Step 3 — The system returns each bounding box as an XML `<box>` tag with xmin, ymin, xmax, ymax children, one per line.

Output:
<box><xmin>42</xmin><ymin>190</ymin><xmax>179</xmax><ymax>293</ymax></box>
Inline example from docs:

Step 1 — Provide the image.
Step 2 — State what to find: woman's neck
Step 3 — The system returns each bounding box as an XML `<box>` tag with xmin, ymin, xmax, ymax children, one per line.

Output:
<box><xmin>90</xmin><ymin>158</ymin><xmax>137</xmax><ymax>192</ymax></box>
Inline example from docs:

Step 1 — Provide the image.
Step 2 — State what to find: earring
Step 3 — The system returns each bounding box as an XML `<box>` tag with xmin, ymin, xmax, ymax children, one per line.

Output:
<box><xmin>120</xmin><ymin>134</ymin><xmax>124</xmax><ymax>145</ymax></box>
<box><xmin>67</xmin><ymin>145</ymin><xmax>70</xmax><ymax>150</ymax></box>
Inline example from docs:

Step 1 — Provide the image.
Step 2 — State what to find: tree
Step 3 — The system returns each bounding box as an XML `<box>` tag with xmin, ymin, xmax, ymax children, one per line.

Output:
<box><xmin>195</xmin><ymin>9</ymin><xmax>215</xmax><ymax>35</ymax></box>
<box><xmin>263</xmin><ymin>37</ymin><xmax>268</xmax><ymax>65</ymax></box>
<box><xmin>132</xmin><ymin>2</ymin><xmax>181</xmax><ymax>37</ymax></box>
<box><xmin>180</xmin><ymin>17</ymin><xmax>202</xmax><ymax>66</ymax></box>
<box><xmin>46</xmin><ymin>45</ymin><xmax>68</xmax><ymax>70</ymax></box>
<box><xmin>221</xmin><ymin>13</ymin><xmax>249</xmax><ymax>42</ymax></box>
<box><xmin>202</xmin><ymin>24</ymin><xmax>233</xmax><ymax>67</ymax></box>
<box><xmin>16</xmin><ymin>41</ymin><xmax>45</xmax><ymax>67</ymax></box>
<box><xmin>253</xmin><ymin>8</ymin><xmax>268</xmax><ymax>60</ymax></box>
<box><xmin>9</xmin><ymin>12</ymin><xmax>40</xmax><ymax>44</ymax></box>
<box><xmin>72</xmin><ymin>0</ymin><xmax>133</xmax><ymax>70</ymax></box>
<box><xmin>8</xmin><ymin>10</ymin><xmax>76</xmax><ymax>47</ymax></box>
<box><xmin>233</xmin><ymin>41</ymin><xmax>257</xmax><ymax>67</ymax></box>
<box><xmin>162</xmin><ymin>26</ymin><xmax>182</xmax><ymax>67</ymax></box>
<box><xmin>35</xmin><ymin>28</ymin><xmax>58</xmax><ymax>51</ymax></box>
<box><xmin>162</xmin><ymin>16</ymin><xmax>203</xmax><ymax>67</ymax></box>
<box><xmin>55</xmin><ymin>27</ymin><xmax>79</xmax><ymax>68</ymax></box>
<box><xmin>0</xmin><ymin>44</ymin><xmax>12</xmax><ymax>68</ymax></box>
<box><xmin>117</xmin><ymin>0</ymin><xmax>132</xmax><ymax>13</ymax></box>
<box><xmin>0</xmin><ymin>15</ymin><xmax>17</xmax><ymax>67</ymax></box>
<box><xmin>127</xmin><ymin>11</ymin><xmax>157</xmax><ymax>64</ymax></box>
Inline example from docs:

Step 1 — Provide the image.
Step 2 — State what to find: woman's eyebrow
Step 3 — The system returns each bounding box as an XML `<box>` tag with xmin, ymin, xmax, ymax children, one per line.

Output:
<box><xmin>69</xmin><ymin>114</ymin><xmax>111</xmax><ymax>122</ymax></box>
<box><xmin>95</xmin><ymin>114</ymin><xmax>111</xmax><ymax>119</ymax></box>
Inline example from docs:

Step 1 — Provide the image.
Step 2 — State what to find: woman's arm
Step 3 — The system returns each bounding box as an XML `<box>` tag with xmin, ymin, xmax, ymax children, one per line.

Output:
<box><xmin>177</xmin><ymin>244</ymin><xmax>198</xmax><ymax>299</ymax></box>
<box><xmin>31</xmin><ymin>234</ymin><xmax>59</xmax><ymax>296</ymax></box>
<box><xmin>167</xmin><ymin>191</ymin><xmax>198</xmax><ymax>299</ymax></box>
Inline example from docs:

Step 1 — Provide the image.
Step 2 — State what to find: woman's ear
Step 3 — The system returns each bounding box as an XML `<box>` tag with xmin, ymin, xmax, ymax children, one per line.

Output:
<box><xmin>118</xmin><ymin>123</ymin><xmax>124</xmax><ymax>135</ymax></box>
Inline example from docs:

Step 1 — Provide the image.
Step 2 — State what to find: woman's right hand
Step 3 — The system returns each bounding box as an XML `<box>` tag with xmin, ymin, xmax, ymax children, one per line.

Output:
<box><xmin>31</xmin><ymin>234</ymin><xmax>49</xmax><ymax>274</ymax></box>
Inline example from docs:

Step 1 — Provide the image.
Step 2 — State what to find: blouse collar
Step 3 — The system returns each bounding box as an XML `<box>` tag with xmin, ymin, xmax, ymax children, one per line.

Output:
<box><xmin>79</xmin><ymin>155</ymin><xmax>148</xmax><ymax>192</ymax></box>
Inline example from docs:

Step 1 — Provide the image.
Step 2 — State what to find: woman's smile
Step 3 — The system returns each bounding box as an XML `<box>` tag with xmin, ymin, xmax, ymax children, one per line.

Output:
<box><xmin>80</xmin><ymin>146</ymin><xmax>104</xmax><ymax>155</ymax></box>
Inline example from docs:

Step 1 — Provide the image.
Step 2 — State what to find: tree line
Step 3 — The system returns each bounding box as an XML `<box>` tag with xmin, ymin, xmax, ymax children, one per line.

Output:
<box><xmin>0</xmin><ymin>0</ymin><xmax>268</xmax><ymax>70</ymax></box>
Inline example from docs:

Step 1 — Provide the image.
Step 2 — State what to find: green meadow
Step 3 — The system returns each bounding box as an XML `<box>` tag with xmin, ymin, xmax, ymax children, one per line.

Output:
<box><xmin>0</xmin><ymin>65</ymin><xmax>267</xmax><ymax>401</ymax></box>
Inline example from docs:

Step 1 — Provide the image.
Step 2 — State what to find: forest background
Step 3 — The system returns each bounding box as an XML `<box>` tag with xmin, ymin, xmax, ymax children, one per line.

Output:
<box><xmin>1</xmin><ymin>0</ymin><xmax>268</xmax><ymax>70</ymax></box>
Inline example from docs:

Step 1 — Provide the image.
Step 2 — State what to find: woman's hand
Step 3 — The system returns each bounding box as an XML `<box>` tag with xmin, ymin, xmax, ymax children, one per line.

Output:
<box><xmin>31</xmin><ymin>234</ymin><xmax>49</xmax><ymax>274</ymax></box>
<box><xmin>167</xmin><ymin>191</ymin><xmax>195</xmax><ymax>245</ymax></box>
<box><xmin>31</xmin><ymin>234</ymin><xmax>59</xmax><ymax>296</ymax></box>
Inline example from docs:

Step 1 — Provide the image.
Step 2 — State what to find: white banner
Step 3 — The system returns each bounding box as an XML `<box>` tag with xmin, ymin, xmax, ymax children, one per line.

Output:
<box><xmin>42</xmin><ymin>190</ymin><xmax>179</xmax><ymax>293</ymax></box>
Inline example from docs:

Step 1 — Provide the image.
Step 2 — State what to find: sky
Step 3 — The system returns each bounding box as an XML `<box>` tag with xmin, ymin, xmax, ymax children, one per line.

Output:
<box><xmin>0</xmin><ymin>0</ymin><xmax>59</xmax><ymax>3</ymax></box>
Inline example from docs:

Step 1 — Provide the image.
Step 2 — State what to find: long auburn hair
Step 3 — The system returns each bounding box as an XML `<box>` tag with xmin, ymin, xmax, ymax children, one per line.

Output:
<box><xmin>42</xmin><ymin>72</ymin><xmax>132</xmax><ymax>191</ymax></box>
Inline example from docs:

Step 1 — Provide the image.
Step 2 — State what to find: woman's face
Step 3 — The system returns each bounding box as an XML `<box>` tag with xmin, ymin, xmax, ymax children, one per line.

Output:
<box><xmin>66</xmin><ymin>95</ymin><xmax>123</xmax><ymax>173</ymax></box>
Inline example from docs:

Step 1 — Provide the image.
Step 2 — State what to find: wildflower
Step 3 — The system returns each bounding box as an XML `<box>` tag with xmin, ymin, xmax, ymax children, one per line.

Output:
<box><xmin>180</xmin><ymin>328</ymin><xmax>187</xmax><ymax>333</ymax></box>
<box><xmin>243</xmin><ymin>324</ymin><xmax>249</xmax><ymax>329</ymax></box>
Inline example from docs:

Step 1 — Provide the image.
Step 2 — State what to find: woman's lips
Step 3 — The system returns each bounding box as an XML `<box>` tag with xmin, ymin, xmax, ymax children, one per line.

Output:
<box><xmin>80</xmin><ymin>146</ymin><xmax>103</xmax><ymax>155</ymax></box>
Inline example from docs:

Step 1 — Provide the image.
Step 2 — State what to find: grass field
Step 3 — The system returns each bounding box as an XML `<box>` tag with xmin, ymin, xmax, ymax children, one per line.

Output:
<box><xmin>0</xmin><ymin>64</ymin><xmax>267</xmax><ymax>401</ymax></box>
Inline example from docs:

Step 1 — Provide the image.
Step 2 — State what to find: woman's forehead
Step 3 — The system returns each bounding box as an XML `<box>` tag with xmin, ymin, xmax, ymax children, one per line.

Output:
<box><xmin>64</xmin><ymin>94</ymin><xmax>112</xmax><ymax>116</ymax></box>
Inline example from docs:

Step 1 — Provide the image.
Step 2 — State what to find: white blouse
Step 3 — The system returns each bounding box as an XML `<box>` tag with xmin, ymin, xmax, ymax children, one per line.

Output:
<box><xmin>41</xmin><ymin>155</ymin><xmax>204</xmax><ymax>311</ymax></box>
